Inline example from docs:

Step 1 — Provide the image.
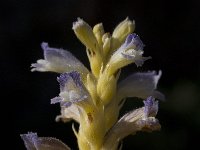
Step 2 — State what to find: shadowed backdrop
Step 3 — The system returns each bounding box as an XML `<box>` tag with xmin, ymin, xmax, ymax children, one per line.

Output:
<box><xmin>1</xmin><ymin>0</ymin><xmax>200</xmax><ymax>149</ymax></box>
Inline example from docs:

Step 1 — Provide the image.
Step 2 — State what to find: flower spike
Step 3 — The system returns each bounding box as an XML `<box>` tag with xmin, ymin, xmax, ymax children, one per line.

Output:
<box><xmin>25</xmin><ymin>18</ymin><xmax>164</xmax><ymax>150</ymax></box>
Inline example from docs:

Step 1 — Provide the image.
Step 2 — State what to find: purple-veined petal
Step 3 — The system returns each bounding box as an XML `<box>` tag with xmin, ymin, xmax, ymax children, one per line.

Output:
<box><xmin>143</xmin><ymin>96</ymin><xmax>158</xmax><ymax>118</ymax></box>
<box><xmin>31</xmin><ymin>42</ymin><xmax>88</xmax><ymax>76</ymax></box>
<box><xmin>107</xmin><ymin>34</ymin><xmax>150</xmax><ymax>75</ymax></box>
<box><xmin>120</xmin><ymin>34</ymin><xmax>151</xmax><ymax>67</ymax></box>
<box><xmin>20</xmin><ymin>132</ymin><xmax>38</xmax><ymax>150</ymax></box>
<box><xmin>57</xmin><ymin>71</ymin><xmax>83</xmax><ymax>91</ymax></box>
<box><xmin>51</xmin><ymin>96</ymin><xmax>63</xmax><ymax>104</ymax></box>
<box><xmin>117</xmin><ymin>70</ymin><xmax>164</xmax><ymax>101</ymax></box>
<box><xmin>52</xmin><ymin>71</ymin><xmax>89</xmax><ymax>108</ymax></box>
<box><xmin>123</xmin><ymin>34</ymin><xmax>145</xmax><ymax>50</ymax></box>
<box><xmin>110</xmin><ymin>34</ymin><xmax>145</xmax><ymax>62</ymax></box>
<box><xmin>102</xmin><ymin>114</ymin><xmax>160</xmax><ymax>150</ymax></box>
<box><xmin>20</xmin><ymin>132</ymin><xmax>71</xmax><ymax>150</ymax></box>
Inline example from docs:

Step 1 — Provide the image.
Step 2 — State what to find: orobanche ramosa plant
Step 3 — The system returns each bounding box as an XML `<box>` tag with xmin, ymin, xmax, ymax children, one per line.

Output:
<box><xmin>21</xmin><ymin>17</ymin><xmax>164</xmax><ymax>150</ymax></box>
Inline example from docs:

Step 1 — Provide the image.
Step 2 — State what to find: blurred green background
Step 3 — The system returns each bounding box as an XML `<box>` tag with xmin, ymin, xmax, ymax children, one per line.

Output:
<box><xmin>1</xmin><ymin>0</ymin><xmax>200</xmax><ymax>149</ymax></box>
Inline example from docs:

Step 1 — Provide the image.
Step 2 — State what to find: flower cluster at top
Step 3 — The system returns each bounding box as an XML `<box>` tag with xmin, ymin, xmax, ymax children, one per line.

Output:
<box><xmin>21</xmin><ymin>17</ymin><xmax>164</xmax><ymax>150</ymax></box>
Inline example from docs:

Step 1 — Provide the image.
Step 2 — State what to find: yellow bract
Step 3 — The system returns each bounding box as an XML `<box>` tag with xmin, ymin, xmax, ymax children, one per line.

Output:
<box><xmin>93</xmin><ymin>23</ymin><xmax>105</xmax><ymax>47</ymax></box>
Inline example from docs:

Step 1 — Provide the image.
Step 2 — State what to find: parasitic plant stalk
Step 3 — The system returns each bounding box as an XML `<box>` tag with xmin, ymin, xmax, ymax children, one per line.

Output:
<box><xmin>21</xmin><ymin>17</ymin><xmax>164</xmax><ymax>150</ymax></box>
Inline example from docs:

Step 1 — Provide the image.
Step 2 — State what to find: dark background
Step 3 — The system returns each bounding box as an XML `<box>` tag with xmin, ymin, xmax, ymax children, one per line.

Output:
<box><xmin>1</xmin><ymin>0</ymin><xmax>200</xmax><ymax>149</ymax></box>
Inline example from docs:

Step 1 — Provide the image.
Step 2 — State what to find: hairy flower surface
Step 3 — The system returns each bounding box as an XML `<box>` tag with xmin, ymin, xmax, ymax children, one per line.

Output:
<box><xmin>51</xmin><ymin>71</ymin><xmax>89</xmax><ymax>107</ymax></box>
<box><xmin>20</xmin><ymin>132</ymin><xmax>71</xmax><ymax>150</ymax></box>
<box><xmin>21</xmin><ymin>17</ymin><xmax>164</xmax><ymax>150</ymax></box>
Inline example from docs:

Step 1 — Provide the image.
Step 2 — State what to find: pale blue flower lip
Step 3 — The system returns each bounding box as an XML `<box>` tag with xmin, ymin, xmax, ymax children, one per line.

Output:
<box><xmin>41</xmin><ymin>42</ymin><xmax>64</xmax><ymax>61</ymax></box>
<box><xmin>20</xmin><ymin>132</ymin><xmax>71</xmax><ymax>150</ymax></box>
<box><xmin>51</xmin><ymin>71</ymin><xmax>89</xmax><ymax>107</ymax></box>
<box><xmin>124</xmin><ymin>33</ymin><xmax>145</xmax><ymax>50</ymax></box>
<box><xmin>41</xmin><ymin>42</ymin><xmax>48</xmax><ymax>51</ymax></box>
<box><xmin>57</xmin><ymin>71</ymin><xmax>82</xmax><ymax>91</ymax></box>
<box><xmin>117</xmin><ymin>70</ymin><xmax>164</xmax><ymax>101</ymax></box>
<box><xmin>107</xmin><ymin>33</ymin><xmax>148</xmax><ymax>74</ymax></box>
<box><xmin>31</xmin><ymin>42</ymin><xmax>89</xmax><ymax>75</ymax></box>
<box><xmin>51</xmin><ymin>96</ymin><xmax>72</xmax><ymax>107</ymax></box>
<box><xmin>20</xmin><ymin>132</ymin><xmax>39</xmax><ymax>149</ymax></box>
<box><xmin>41</xmin><ymin>42</ymin><xmax>74</xmax><ymax>62</ymax></box>
<box><xmin>51</xmin><ymin>96</ymin><xmax>63</xmax><ymax>104</ymax></box>
<box><xmin>143</xmin><ymin>96</ymin><xmax>158</xmax><ymax>118</ymax></box>
<box><xmin>121</xmin><ymin>33</ymin><xmax>149</xmax><ymax>65</ymax></box>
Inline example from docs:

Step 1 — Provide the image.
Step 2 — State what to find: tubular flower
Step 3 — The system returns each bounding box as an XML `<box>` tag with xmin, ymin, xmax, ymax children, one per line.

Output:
<box><xmin>106</xmin><ymin>33</ymin><xmax>151</xmax><ymax>76</ymax></box>
<box><xmin>22</xmin><ymin>17</ymin><xmax>164</xmax><ymax>150</ymax></box>
<box><xmin>20</xmin><ymin>132</ymin><xmax>71</xmax><ymax>150</ymax></box>
<box><xmin>51</xmin><ymin>71</ymin><xmax>90</xmax><ymax>107</ymax></box>
<box><xmin>31</xmin><ymin>42</ymin><xmax>89</xmax><ymax>79</ymax></box>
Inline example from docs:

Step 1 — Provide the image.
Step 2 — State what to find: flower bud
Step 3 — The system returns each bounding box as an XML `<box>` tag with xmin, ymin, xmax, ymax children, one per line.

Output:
<box><xmin>73</xmin><ymin>18</ymin><xmax>104</xmax><ymax>77</ymax></box>
<box><xmin>93</xmin><ymin>23</ymin><xmax>104</xmax><ymax>46</ymax></box>
<box><xmin>112</xmin><ymin>17</ymin><xmax>135</xmax><ymax>43</ymax></box>
<box><xmin>73</xmin><ymin>18</ymin><xmax>101</xmax><ymax>53</ymax></box>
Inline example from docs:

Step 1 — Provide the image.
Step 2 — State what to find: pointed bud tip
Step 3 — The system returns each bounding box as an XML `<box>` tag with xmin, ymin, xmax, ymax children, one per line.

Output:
<box><xmin>72</xmin><ymin>18</ymin><xmax>85</xmax><ymax>30</ymax></box>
